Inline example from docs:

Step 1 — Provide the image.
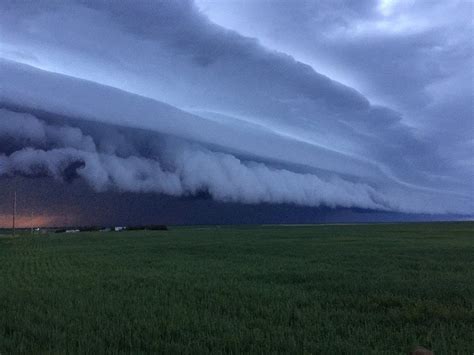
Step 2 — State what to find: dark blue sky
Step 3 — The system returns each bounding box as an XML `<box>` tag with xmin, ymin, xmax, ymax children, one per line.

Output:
<box><xmin>0</xmin><ymin>0</ymin><xmax>472</xmax><ymax>226</ymax></box>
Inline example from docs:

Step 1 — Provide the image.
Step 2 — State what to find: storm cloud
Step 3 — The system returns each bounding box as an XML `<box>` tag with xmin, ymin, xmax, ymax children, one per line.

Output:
<box><xmin>0</xmin><ymin>0</ymin><xmax>472</xmax><ymax>217</ymax></box>
<box><xmin>0</xmin><ymin>108</ymin><xmax>388</xmax><ymax>211</ymax></box>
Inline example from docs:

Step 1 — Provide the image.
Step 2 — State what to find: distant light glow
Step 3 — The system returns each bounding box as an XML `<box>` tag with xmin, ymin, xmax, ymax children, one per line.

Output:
<box><xmin>0</xmin><ymin>214</ymin><xmax>61</xmax><ymax>228</ymax></box>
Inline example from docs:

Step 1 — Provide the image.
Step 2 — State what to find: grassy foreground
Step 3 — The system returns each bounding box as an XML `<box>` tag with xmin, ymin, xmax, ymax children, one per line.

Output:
<box><xmin>0</xmin><ymin>223</ymin><xmax>473</xmax><ymax>353</ymax></box>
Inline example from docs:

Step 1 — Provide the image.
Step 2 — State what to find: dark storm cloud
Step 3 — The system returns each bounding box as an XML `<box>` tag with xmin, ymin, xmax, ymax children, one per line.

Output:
<box><xmin>197</xmin><ymin>0</ymin><xmax>474</xmax><ymax>184</ymax></box>
<box><xmin>0</xmin><ymin>0</ymin><xmax>472</xmax><ymax>216</ymax></box>
<box><xmin>1</xmin><ymin>176</ymin><xmax>465</xmax><ymax>227</ymax></box>
<box><xmin>0</xmin><ymin>107</ymin><xmax>393</xmax><ymax>210</ymax></box>
<box><xmin>196</xmin><ymin>0</ymin><xmax>472</xmax><ymax>106</ymax></box>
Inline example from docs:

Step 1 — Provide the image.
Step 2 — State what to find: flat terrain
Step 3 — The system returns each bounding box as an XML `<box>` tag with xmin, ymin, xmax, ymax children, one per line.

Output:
<box><xmin>0</xmin><ymin>223</ymin><xmax>473</xmax><ymax>353</ymax></box>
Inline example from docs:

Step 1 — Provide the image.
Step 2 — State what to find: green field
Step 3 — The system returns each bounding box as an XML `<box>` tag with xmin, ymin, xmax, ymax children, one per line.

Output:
<box><xmin>0</xmin><ymin>223</ymin><xmax>473</xmax><ymax>353</ymax></box>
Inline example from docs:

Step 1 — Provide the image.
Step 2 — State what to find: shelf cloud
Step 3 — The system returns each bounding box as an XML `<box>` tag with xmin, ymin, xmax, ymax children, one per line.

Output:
<box><xmin>0</xmin><ymin>0</ymin><xmax>472</xmax><ymax>217</ymax></box>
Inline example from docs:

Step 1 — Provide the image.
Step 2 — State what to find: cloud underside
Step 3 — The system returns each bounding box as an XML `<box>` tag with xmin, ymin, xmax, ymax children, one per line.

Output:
<box><xmin>0</xmin><ymin>106</ymin><xmax>456</xmax><ymax>214</ymax></box>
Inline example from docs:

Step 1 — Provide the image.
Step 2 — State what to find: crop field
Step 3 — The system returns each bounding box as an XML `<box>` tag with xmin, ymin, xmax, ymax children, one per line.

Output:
<box><xmin>0</xmin><ymin>223</ymin><xmax>473</xmax><ymax>353</ymax></box>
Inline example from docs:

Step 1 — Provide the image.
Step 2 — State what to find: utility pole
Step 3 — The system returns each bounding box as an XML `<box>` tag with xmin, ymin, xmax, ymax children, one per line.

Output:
<box><xmin>12</xmin><ymin>187</ymin><xmax>17</xmax><ymax>237</ymax></box>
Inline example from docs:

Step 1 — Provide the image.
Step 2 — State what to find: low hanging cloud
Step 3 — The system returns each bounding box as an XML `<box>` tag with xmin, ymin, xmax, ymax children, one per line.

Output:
<box><xmin>0</xmin><ymin>107</ymin><xmax>470</xmax><ymax>215</ymax></box>
<box><xmin>0</xmin><ymin>0</ymin><xmax>472</xmax><ymax>216</ymax></box>
<box><xmin>0</xmin><ymin>109</ymin><xmax>388</xmax><ymax>211</ymax></box>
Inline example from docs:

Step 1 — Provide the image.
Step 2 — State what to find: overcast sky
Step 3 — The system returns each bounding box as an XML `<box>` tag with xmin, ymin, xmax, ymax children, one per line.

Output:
<box><xmin>0</xmin><ymin>0</ymin><xmax>473</xmax><ymax>226</ymax></box>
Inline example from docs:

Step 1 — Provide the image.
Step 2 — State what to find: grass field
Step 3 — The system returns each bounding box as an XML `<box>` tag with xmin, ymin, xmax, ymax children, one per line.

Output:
<box><xmin>0</xmin><ymin>223</ymin><xmax>473</xmax><ymax>353</ymax></box>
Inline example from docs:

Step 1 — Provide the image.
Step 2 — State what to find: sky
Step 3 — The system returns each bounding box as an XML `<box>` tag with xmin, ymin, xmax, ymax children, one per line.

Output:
<box><xmin>0</xmin><ymin>0</ymin><xmax>473</xmax><ymax>226</ymax></box>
